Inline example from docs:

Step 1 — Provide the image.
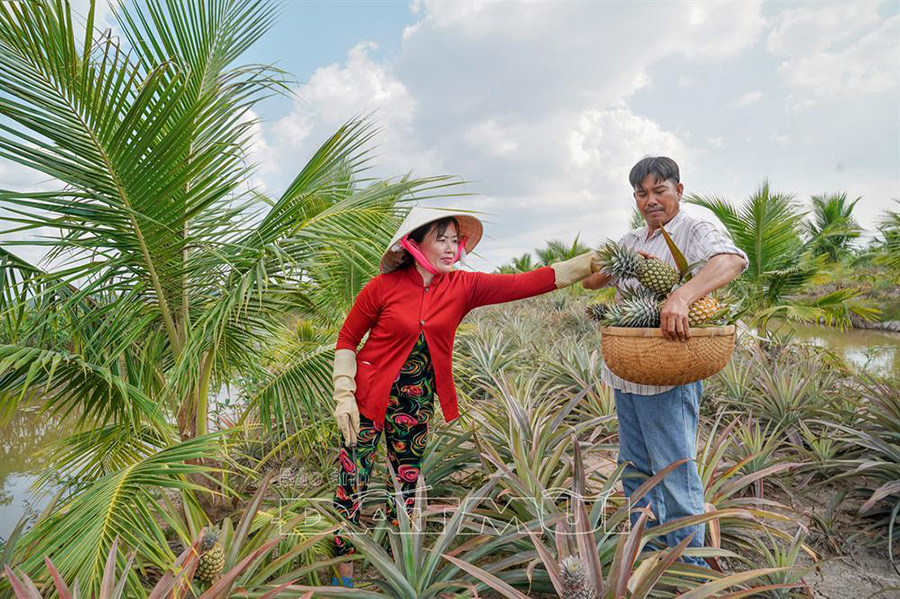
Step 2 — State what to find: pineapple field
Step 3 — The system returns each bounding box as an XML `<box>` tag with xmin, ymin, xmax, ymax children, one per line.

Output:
<box><xmin>4</xmin><ymin>292</ymin><xmax>899</xmax><ymax>597</ymax></box>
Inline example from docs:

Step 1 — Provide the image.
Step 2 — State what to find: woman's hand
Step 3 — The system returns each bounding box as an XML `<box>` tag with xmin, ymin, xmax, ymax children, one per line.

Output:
<box><xmin>333</xmin><ymin>349</ymin><xmax>360</xmax><ymax>445</ymax></box>
<box><xmin>333</xmin><ymin>397</ymin><xmax>360</xmax><ymax>446</ymax></box>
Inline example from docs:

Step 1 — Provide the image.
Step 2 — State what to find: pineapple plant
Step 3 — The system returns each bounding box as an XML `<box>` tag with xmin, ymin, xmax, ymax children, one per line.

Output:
<box><xmin>195</xmin><ymin>528</ymin><xmax>225</xmax><ymax>583</ymax></box>
<box><xmin>559</xmin><ymin>556</ymin><xmax>597</xmax><ymax>599</ymax></box>
<box><xmin>635</xmin><ymin>257</ymin><xmax>678</xmax><ymax>295</ymax></box>
<box><xmin>689</xmin><ymin>295</ymin><xmax>721</xmax><ymax>326</ymax></box>
<box><xmin>595</xmin><ymin>241</ymin><xmax>644</xmax><ymax>279</ymax></box>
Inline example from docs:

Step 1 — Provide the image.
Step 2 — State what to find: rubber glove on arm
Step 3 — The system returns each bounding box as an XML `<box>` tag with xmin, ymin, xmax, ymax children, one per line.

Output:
<box><xmin>332</xmin><ymin>349</ymin><xmax>360</xmax><ymax>446</ymax></box>
<box><xmin>550</xmin><ymin>251</ymin><xmax>602</xmax><ymax>288</ymax></box>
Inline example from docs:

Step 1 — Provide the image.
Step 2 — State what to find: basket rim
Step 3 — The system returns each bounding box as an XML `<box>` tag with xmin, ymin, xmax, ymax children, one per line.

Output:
<box><xmin>600</xmin><ymin>324</ymin><xmax>735</xmax><ymax>338</ymax></box>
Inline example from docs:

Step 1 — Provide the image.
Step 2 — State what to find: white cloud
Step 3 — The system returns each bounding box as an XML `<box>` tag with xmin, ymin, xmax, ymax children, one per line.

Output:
<box><xmin>707</xmin><ymin>137</ymin><xmax>724</xmax><ymax>149</ymax></box>
<box><xmin>737</xmin><ymin>91</ymin><xmax>763</xmax><ymax>107</ymax></box>
<box><xmin>298</xmin><ymin>43</ymin><xmax>415</xmax><ymax>126</ymax></box>
<box><xmin>567</xmin><ymin>106</ymin><xmax>689</xmax><ymax>177</ymax></box>
<box><xmin>259</xmin><ymin>42</ymin><xmax>442</xmax><ymax>191</ymax></box>
<box><xmin>768</xmin><ymin>5</ymin><xmax>899</xmax><ymax>96</ymax></box>
<box><xmin>463</xmin><ymin>120</ymin><xmax>518</xmax><ymax>157</ymax></box>
<box><xmin>362</xmin><ymin>1</ymin><xmax>764</xmax><ymax>265</ymax></box>
<box><xmin>767</xmin><ymin>3</ymin><xmax>882</xmax><ymax>55</ymax></box>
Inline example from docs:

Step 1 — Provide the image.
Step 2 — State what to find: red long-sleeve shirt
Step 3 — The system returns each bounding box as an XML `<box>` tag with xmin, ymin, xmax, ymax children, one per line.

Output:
<box><xmin>336</xmin><ymin>265</ymin><xmax>558</xmax><ymax>427</ymax></box>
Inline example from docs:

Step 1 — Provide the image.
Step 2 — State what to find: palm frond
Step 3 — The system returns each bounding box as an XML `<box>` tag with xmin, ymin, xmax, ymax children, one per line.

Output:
<box><xmin>13</xmin><ymin>433</ymin><xmax>225</xmax><ymax>597</ymax></box>
<box><xmin>0</xmin><ymin>344</ymin><xmax>167</xmax><ymax>429</ymax></box>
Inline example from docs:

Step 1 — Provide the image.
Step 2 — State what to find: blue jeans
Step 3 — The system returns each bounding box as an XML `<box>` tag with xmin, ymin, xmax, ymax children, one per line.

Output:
<box><xmin>614</xmin><ymin>382</ymin><xmax>706</xmax><ymax>567</ymax></box>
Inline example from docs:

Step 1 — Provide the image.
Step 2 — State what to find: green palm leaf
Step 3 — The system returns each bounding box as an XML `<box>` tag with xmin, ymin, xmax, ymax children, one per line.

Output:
<box><xmin>13</xmin><ymin>433</ymin><xmax>225</xmax><ymax>597</ymax></box>
<box><xmin>0</xmin><ymin>344</ymin><xmax>167</xmax><ymax>428</ymax></box>
<box><xmin>686</xmin><ymin>181</ymin><xmax>874</xmax><ymax>331</ymax></box>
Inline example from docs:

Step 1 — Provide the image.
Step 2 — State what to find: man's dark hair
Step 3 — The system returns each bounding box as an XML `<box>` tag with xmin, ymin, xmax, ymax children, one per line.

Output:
<box><xmin>400</xmin><ymin>216</ymin><xmax>460</xmax><ymax>269</ymax></box>
<box><xmin>629</xmin><ymin>156</ymin><xmax>680</xmax><ymax>189</ymax></box>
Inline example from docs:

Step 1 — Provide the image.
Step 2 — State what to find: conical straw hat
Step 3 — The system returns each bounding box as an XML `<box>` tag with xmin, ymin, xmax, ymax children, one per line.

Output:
<box><xmin>381</xmin><ymin>207</ymin><xmax>483</xmax><ymax>274</ymax></box>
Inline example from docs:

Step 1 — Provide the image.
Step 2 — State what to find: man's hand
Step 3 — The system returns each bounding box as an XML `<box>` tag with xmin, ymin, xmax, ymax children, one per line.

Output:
<box><xmin>660</xmin><ymin>290</ymin><xmax>691</xmax><ymax>341</ymax></box>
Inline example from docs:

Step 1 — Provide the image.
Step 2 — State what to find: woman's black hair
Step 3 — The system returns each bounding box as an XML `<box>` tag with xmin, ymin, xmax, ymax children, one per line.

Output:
<box><xmin>398</xmin><ymin>216</ymin><xmax>460</xmax><ymax>269</ymax></box>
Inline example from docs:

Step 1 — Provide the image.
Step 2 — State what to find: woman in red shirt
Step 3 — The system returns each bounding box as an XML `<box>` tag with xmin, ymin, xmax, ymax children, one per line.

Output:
<box><xmin>330</xmin><ymin>207</ymin><xmax>599</xmax><ymax>585</ymax></box>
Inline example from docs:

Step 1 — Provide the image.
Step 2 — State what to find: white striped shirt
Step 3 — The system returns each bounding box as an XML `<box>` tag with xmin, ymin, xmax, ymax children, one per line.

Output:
<box><xmin>602</xmin><ymin>209</ymin><xmax>748</xmax><ymax>396</ymax></box>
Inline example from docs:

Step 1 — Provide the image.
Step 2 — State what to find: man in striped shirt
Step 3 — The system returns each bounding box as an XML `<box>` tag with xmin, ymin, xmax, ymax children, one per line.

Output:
<box><xmin>583</xmin><ymin>156</ymin><xmax>748</xmax><ymax>567</ymax></box>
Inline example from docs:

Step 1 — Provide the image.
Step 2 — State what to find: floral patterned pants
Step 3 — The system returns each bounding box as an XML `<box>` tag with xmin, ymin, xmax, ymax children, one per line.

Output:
<box><xmin>333</xmin><ymin>333</ymin><xmax>435</xmax><ymax>556</ymax></box>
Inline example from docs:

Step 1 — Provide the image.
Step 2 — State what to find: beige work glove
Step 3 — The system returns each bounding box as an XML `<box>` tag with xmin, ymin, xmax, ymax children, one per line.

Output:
<box><xmin>551</xmin><ymin>251</ymin><xmax>601</xmax><ymax>288</ymax></box>
<box><xmin>333</xmin><ymin>349</ymin><xmax>360</xmax><ymax>446</ymax></box>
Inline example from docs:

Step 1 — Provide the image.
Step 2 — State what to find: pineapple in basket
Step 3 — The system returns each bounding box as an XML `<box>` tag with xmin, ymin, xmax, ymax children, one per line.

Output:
<box><xmin>601</xmin><ymin>295</ymin><xmax>662</xmax><ymax>328</ymax></box>
<box><xmin>635</xmin><ymin>256</ymin><xmax>678</xmax><ymax>295</ymax></box>
<box><xmin>688</xmin><ymin>296</ymin><xmax>721</xmax><ymax>326</ymax></box>
<box><xmin>585</xmin><ymin>299</ymin><xmax>611</xmax><ymax>322</ymax></box>
<box><xmin>595</xmin><ymin>241</ymin><xmax>678</xmax><ymax>295</ymax></box>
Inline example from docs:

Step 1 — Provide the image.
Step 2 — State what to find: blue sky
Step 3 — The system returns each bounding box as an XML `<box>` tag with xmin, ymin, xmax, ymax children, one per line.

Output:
<box><xmin>2</xmin><ymin>0</ymin><xmax>899</xmax><ymax>271</ymax></box>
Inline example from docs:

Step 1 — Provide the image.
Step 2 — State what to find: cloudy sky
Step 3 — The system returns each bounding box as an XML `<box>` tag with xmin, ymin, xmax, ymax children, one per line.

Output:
<box><xmin>2</xmin><ymin>0</ymin><xmax>899</xmax><ymax>271</ymax></box>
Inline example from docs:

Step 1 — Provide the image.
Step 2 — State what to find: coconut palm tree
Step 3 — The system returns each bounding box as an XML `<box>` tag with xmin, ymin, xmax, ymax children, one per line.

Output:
<box><xmin>803</xmin><ymin>192</ymin><xmax>862</xmax><ymax>262</ymax></box>
<box><xmin>0</xmin><ymin>0</ymin><xmax>454</xmax><ymax>592</ymax></box>
<box><xmin>687</xmin><ymin>182</ymin><xmax>877</xmax><ymax>334</ymax></box>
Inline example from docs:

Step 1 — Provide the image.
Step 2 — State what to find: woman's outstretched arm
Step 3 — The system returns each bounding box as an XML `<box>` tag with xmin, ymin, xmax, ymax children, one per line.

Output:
<box><xmin>465</xmin><ymin>252</ymin><xmax>600</xmax><ymax>309</ymax></box>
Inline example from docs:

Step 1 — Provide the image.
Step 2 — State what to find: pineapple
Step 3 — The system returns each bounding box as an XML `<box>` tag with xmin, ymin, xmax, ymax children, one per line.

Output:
<box><xmin>560</xmin><ymin>556</ymin><xmax>597</xmax><ymax>599</ymax></box>
<box><xmin>689</xmin><ymin>296</ymin><xmax>721</xmax><ymax>326</ymax></box>
<box><xmin>636</xmin><ymin>258</ymin><xmax>678</xmax><ymax>295</ymax></box>
<box><xmin>595</xmin><ymin>241</ymin><xmax>644</xmax><ymax>279</ymax></box>
<box><xmin>600</xmin><ymin>301</ymin><xmax>624</xmax><ymax>326</ymax></box>
<box><xmin>602</xmin><ymin>296</ymin><xmax>661</xmax><ymax>327</ymax></box>
<box><xmin>619</xmin><ymin>296</ymin><xmax>662</xmax><ymax>327</ymax></box>
<box><xmin>195</xmin><ymin>528</ymin><xmax>224</xmax><ymax>583</ymax></box>
<box><xmin>585</xmin><ymin>300</ymin><xmax>610</xmax><ymax>322</ymax></box>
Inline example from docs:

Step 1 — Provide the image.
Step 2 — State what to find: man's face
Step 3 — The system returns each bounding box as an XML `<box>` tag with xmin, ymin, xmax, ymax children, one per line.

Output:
<box><xmin>633</xmin><ymin>174</ymin><xmax>683</xmax><ymax>229</ymax></box>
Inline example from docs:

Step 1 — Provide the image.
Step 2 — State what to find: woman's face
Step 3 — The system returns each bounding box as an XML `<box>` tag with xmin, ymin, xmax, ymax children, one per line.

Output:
<box><xmin>418</xmin><ymin>221</ymin><xmax>459</xmax><ymax>274</ymax></box>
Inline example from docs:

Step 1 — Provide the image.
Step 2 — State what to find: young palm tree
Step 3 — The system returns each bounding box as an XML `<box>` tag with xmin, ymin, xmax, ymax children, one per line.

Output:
<box><xmin>687</xmin><ymin>182</ymin><xmax>876</xmax><ymax>333</ymax></box>
<box><xmin>0</xmin><ymin>0</ymin><xmax>455</xmax><ymax>592</ymax></box>
<box><xmin>803</xmin><ymin>192</ymin><xmax>862</xmax><ymax>262</ymax></box>
<box><xmin>535</xmin><ymin>236</ymin><xmax>591</xmax><ymax>266</ymax></box>
<box><xmin>497</xmin><ymin>252</ymin><xmax>534</xmax><ymax>274</ymax></box>
<box><xmin>873</xmin><ymin>201</ymin><xmax>900</xmax><ymax>281</ymax></box>
<box><xmin>629</xmin><ymin>205</ymin><xmax>645</xmax><ymax>230</ymax></box>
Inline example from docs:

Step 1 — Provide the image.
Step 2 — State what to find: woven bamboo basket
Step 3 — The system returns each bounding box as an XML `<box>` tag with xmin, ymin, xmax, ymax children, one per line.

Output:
<box><xmin>600</xmin><ymin>325</ymin><xmax>736</xmax><ymax>386</ymax></box>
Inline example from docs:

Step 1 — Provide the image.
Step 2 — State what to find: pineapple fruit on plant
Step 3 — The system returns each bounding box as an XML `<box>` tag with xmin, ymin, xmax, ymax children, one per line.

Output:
<box><xmin>195</xmin><ymin>528</ymin><xmax>225</xmax><ymax>583</ymax></box>
<box><xmin>560</xmin><ymin>556</ymin><xmax>597</xmax><ymax>599</ymax></box>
